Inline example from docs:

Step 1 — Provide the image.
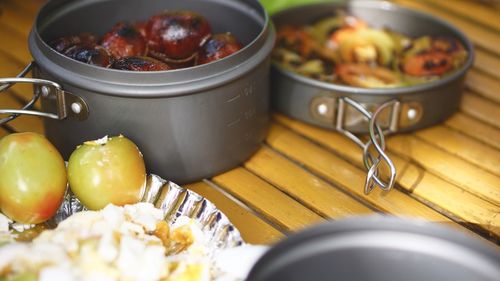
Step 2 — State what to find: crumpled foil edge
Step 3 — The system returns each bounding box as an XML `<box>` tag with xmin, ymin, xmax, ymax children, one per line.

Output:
<box><xmin>8</xmin><ymin>174</ymin><xmax>244</xmax><ymax>249</ymax></box>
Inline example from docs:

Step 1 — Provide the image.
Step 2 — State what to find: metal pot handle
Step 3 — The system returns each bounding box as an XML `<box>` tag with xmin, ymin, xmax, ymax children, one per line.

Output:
<box><xmin>0</xmin><ymin>62</ymin><xmax>89</xmax><ymax>126</ymax></box>
<box><xmin>335</xmin><ymin>97</ymin><xmax>399</xmax><ymax>194</ymax></box>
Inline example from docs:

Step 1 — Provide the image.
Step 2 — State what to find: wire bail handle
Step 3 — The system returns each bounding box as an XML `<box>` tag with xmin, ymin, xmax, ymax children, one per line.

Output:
<box><xmin>0</xmin><ymin>62</ymin><xmax>88</xmax><ymax>126</ymax></box>
<box><xmin>336</xmin><ymin>97</ymin><xmax>400</xmax><ymax>194</ymax></box>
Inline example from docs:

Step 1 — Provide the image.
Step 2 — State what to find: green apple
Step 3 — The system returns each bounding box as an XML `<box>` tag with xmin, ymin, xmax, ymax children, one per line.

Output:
<box><xmin>67</xmin><ymin>135</ymin><xmax>146</xmax><ymax>210</ymax></box>
<box><xmin>0</xmin><ymin>132</ymin><xmax>67</xmax><ymax>224</ymax></box>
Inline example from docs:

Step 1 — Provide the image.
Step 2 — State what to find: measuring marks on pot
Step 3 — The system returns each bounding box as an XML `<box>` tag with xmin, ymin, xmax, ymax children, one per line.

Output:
<box><xmin>225</xmin><ymin>82</ymin><xmax>259</xmax><ymax>141</ymax></box>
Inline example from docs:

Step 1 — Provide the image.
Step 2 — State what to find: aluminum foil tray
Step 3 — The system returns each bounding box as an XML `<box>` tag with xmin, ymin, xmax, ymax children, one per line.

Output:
<box><xmin>16</xmin><ymin>174</ymin><xmax>244</xmax><ymax>249</ymax></box>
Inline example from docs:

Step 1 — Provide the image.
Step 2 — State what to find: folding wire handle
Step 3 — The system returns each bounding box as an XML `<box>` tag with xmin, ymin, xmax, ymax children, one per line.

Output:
<box><xmin>0</xmin><ymin>62</ymin><xmax>89</xmax><ymax>126</ymax></box>
<box><xmin>336</xmin><ymin>97</ymin><xmax>400</xmax><ymax>194</ymax></box>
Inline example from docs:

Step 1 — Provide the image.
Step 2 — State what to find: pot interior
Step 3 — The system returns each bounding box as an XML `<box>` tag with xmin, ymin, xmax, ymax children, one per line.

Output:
<box><xmin>272</xmin><ymin>0</ymin><xmax>467</xmax><ymax>42</ymax></box>
<box><xmin>30</xmin><ymin>0</ymin><xmax>273</xmax><ymax>92</ymax></box>
<box><xmin>38</xmin><ymin>0</ymin><xmax>264</xmax><ymax>47</ymax></box>
<box><xmin>270</xmin><ymin>0</ymin><xmax>474</xmax><ymax>96</ymax></box>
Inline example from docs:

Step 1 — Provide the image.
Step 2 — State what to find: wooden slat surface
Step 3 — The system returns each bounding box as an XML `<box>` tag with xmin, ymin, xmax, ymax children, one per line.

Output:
<box><xmin>213</xmin><ymin>167</ymin><xmax>325</xmax><ymax>232</ymax></box>
<box><xmin>474</xmin><ymin>50</ymin><xmax>500</xmax><ymax>80</ymax></box>
<box><xmin>244</xmin><ymin>146</ymin><xmax>374</xmax><ymax>218</ymax></box>
<box><xmin>422</xmin><ymin>0</ymin><xmax>500</xmax><ymax>32</ymax></box>
<box><xmin>445</xmin><ymin>114</ymin><xmax>500</xmax><ymax>150</ymax></box>
<box><xmin>275</xmin><ymin>114</ymin><xmax>500</xmax><ymax>238</ymax></box>
<box><xmin>461</xmin><ymin>92</ymin><xmax>500</xmax><ymax>129</ymax></box>
<box><xmin>466</xmin><ymin>70</ymin><xmax>500</xmax><ymax>103</ymax></box>
<box><xmin>185</xmin><ymin>181</ymin><xmax>284</xmax><ymax>244</ymax></box>
<box><xmin>394</xmin><ymin>0</ymin><xmax>500</xmax><ymax>54</ymax></box>
<box><xmin>0</xmin><ymin>0</ymin><xmax>499</xmax><ymax>249</ymax></box>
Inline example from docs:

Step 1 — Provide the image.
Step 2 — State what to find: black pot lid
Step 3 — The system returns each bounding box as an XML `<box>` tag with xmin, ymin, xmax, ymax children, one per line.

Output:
<box><xmin>247</xmin><ymin>216</ymin><xmax>500</xmax><ymax>281</ymax></box>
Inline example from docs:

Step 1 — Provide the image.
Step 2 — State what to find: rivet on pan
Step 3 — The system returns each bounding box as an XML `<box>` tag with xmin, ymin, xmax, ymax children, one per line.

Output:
<box><xmin>407</xmin><ymin>108</ymin><xmax>418</xmax><ymax>120</ymax></box>
<box><xmin>71</xmin><ymin>102</ymin><xmax>82</xmax><ymax>114</ymax></box>
<box><xmin>41</xmin><ymin>86</ymin><xmax>50</xmax><ymax>97</ymax></box>
<box><xmin>317</xmin><ymin>103</ymin><xmax>329</xmax><ymax>116</ymax></box>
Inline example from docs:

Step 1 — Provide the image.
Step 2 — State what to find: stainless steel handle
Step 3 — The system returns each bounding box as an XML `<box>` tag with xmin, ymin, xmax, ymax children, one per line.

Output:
<box><xmin>336</xmin><ymin>97</ymin><xmax>400</xmax><ymax>194</ymax></box>
<box><xmin>0</xmin><ymin>62</ymin><xmax>89</xmax><ymax>126</ymax></box>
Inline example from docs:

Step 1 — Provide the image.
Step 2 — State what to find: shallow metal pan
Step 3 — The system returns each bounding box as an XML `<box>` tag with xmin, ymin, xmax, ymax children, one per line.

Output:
<box><xmin>270</xmin><ymin>1</ymin><xmax>474</xmax><ymax>193</ymax></box>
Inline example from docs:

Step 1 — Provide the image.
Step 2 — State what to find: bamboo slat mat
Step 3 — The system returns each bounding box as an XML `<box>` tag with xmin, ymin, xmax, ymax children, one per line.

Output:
<box><xmin>0</xmin><ymin>0</ymin><xmax>498</xmax><ymax>246</ymax></box>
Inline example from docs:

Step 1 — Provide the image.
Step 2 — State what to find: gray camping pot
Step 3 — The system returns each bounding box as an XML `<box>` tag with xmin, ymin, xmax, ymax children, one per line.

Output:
<box><xmin>270</xmin><ymin>1</ymin><xmax>474</xmax><ymax>194</ymax></box>
<box><xmin>0</xmin><ymin>0</ymin><xmax>275</xmax><ymax>183</ymax></box>
<box><xmin>247</xmin><ymin>216</ymin><xmax>500</xmax><ymax>281</ymax></box>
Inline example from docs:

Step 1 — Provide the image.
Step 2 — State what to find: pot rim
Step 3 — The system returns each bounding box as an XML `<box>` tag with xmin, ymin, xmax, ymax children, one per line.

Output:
<box><xmin>29</xmin><ymin>0</ymin><xmax>275</xmax><ymax>98</ymax></box>
<box><xmin>270</xmin><ymin>0</ymin><xmax>474</xmax><ymax>96</ymax></box>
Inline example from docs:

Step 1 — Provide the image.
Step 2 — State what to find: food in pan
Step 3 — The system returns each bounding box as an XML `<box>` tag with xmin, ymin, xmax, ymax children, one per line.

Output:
<box><xmin>272</xmin><ymin>12</ymin><xmax>468</xmax><ymax>88</ymax></box>
<box><xmin>0</xmin><ymin>203</ymin><xmax>217</xmax><ymax>281</ymax></box>
<box><xmin>50</xmin><ymin>34</ymin><xmax>114</xmax><ymax>68</ymax></box>
<box><xmin>197</xmin><ymin>33</ymin><xmax>243</xmax><ymax>65</ymax></box>
<box><xmin>67</xmin><ymin>135</ymin><xmax>147</xmax><ymax>210</ymax></box>
<box><xmin>49</xmin><ymin>10</ymin><xmax>243</xmax><ymax>71</ymax></box>
<box><xmin>0</xmin><ymin>133</ymin><xmax>67</xmax><ymax>224</ymax></box>
<box><xmin>112</xmin><ymin>56</ymin><xmax>171</xmax><ymax>71</ymax></box>
<box><xmin>101</xmin><ymin>22</ymin><xmax>148</xmax><ymax>59</ymax></box>
<box><xmin>147</xmin><ymin>11</ymin><xmax>212</xmax><ymax>60</ymax></box>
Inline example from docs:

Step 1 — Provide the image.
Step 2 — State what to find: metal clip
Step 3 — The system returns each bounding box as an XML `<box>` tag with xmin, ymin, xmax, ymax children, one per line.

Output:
<box><xmin>336</xmin><ymin>97</ymin><xmax>400</xmax><ymax>194</ymax></box>
<box><xmin>0</xmin><ymin>62</ymin><xmax>88</xmax><ymax>126</ymax></box>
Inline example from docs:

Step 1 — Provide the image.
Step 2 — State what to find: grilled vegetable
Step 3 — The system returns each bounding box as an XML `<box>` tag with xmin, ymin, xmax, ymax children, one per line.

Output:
<box><xmin>336</xmin><ymin>63</ymin><xmax>401</xmax><ymax>88</ymax></box>
<box><xmin>334</xmin><ymin>28</ymin><xmax>395</xmax><ymax>66</ymax></box>
<box><xmin>273</xmin><ymin>13</ymin><xmax>468</xmax><ymax>88</ymax></box>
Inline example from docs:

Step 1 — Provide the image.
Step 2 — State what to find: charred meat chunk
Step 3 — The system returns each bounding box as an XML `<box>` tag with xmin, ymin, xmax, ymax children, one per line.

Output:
<box><xmin>197</xmin><ymin>33</ymin><xmax>242</xmax><ymax>65</ymax></box>
<box><xmin>101</xmin><ymin>22</ymin><xmax>147</xmax><ymax>59</ymax></box>
<box><xmin>63</xmin><ymin>45</ymin><xmax>113</xmax><ymax>67</ymax></box>
<box><xmin>146</xmin><ymin>11</ymin><xmax>211</xmax><ymax>59</ymax></box>
<box><xmin>49</xmin><ymin>33</ymin><xmax>96</xmax><ymax>53</ymax></box>
<box><xmin>111</xmin><ymin>56</ymin><xmax>171</xmax><ymax>71</ymax></box>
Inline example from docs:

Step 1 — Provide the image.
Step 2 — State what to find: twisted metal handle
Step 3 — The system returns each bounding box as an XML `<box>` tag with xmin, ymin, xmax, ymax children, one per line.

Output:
<box><xmin>336</xmin><ymin>97</ymin><xmax>400</xmax><ymax>194</ymax></box>
<box><xmin>0</xmin><ymin>62</ymin><xmax>89</xmax><ymax>125</ymax></box>
<box><xmin>363</xmin><ymin>100</ymin><xmax>399</xmax><ymax>194</ymax></box>
<box><xmin>0</xmin><ymin>62</ymin><xmax>41</xmax><ymax>125</ymax></box>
